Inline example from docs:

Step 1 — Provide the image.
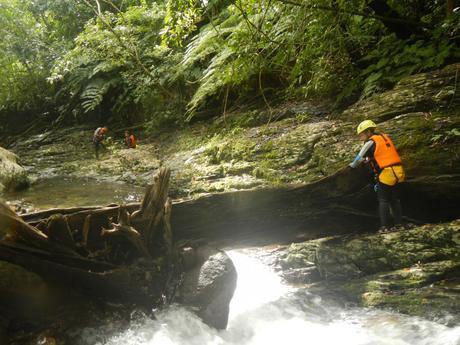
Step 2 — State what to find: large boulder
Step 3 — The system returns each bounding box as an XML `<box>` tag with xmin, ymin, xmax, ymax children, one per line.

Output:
<box><xmin>176</xmin><ymin>245</ymin><xmax>237</xmax><ymax>329</ymax></box>
<box><xmin>0</xmin><ymin>260</ymin><xmax>47</xmax><ymax>303</ymax></box>
<box><xmin>0</xmin><ymin>146</ymin><xmax>29</xmax><ymax>193</ymax></box>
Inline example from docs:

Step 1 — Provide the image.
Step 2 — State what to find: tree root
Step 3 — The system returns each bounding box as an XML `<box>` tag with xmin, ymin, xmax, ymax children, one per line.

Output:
<box><xmin>101</xmin><ymin>206</ymin><xmax>152</xmax><ymax>259</ymax></box>
<box><xmin>0</xmin><ymin>167</ymin><xmax>174</xmax><ymax>267</ymax></box>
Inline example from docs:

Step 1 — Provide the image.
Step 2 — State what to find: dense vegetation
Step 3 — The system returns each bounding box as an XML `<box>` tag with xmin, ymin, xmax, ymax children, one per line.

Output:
<box><xmin>0</xmin><ymin>0</ymin><xmax>459</xmax><ymax>133</ymax></box>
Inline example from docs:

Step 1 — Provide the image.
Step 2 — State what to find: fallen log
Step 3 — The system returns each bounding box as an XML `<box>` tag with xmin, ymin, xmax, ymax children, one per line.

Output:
<box><xmin>19</xmin><ymin>165</ymin><xmax>376</xmax><ymax>247</ymax></box>
<box><xmin>0</xmin><ymin>207</ymin><xmax>79</xmax><ymax>257</ymax></box>
<box><xmin>0</xmin><ymin>241</ymin><xmax>162</xmax><ymax>305</ymax></box>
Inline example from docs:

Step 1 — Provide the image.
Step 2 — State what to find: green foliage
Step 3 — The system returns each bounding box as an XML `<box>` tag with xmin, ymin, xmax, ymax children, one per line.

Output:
<box><xmin>431</xmin><ymin>128</ymin><xmax>460</xmax><ymax>145</ymax></box>
<box><xmin>0</xmin><ymin>0</ymin><xmax>93</xmax><ymax>121</ymax></box>
<box><xmin>162</xmin><ymin>0</ymin><xmax>204</xmax><ymax>47</ymax></box>
<box><xmin>0</xmin><ymin>0</ymin><xmax>50</xmax><ymax>112</ymax></box>
<box><xmin>179</xmin><ymin>0</ymin><xmax>371</xmax><ymax>114</ymax></box>
<box><xmin>81</xmin><ymin>78</ymin><xmax>120</xmax><ymax>113</ymax></box>
<box><xmin>50</xmin><ymin>3</ymin><xmax>188</xmax><ymax>123</ymax></box>
<box><xmin>360</xmin><ymin>31</ymin><xmax>456</xmax><ymax>98</ymax></box>
<box><xmin>0</xmin><ymin>0</ymin><xmax>459</xmax><ymax>129</ymax></box>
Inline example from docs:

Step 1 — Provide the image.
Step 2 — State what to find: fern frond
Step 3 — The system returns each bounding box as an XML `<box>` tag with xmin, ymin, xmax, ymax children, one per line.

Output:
<box><xmin>80</xmin><ymin>77</ymin><xmax>119</xmax><ymax>113</ymax></box>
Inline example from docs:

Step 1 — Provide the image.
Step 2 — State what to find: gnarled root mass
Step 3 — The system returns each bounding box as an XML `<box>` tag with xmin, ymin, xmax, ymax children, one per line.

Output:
<box><xmin>0</xmin><ymin>167</ymin><xmax>175</xmax><ymax>303</ymax></box>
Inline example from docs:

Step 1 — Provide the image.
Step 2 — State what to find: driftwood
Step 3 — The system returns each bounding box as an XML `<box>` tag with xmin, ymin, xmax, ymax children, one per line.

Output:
<box><xmin>0</xmin><ymin>205</ymin><xmax>79</xmax><ymax>257</ymax></box>
<box><xmin>46</xmin><ymin>214</ymin><xmax>76</xmax><ymax>250</ymax></box>
<box><xmin>101</xmin><ymin>206</ymin><xmax>152</xmax><ymax>259</ymax></box>
<box><xmin>131</xmin><ymin>167</ymin><xmax>171</xmax><ymax>250</ymax></box>
<box><xmin>0</xmin><ymin>167</ymin><xmax>174</xmax><ymax>303</ymax></box>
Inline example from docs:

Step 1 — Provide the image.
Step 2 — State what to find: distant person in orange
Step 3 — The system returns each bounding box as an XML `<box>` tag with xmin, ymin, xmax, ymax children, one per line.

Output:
<box><xmin>124</xmin><ymin>130</ymin><xmax>137</xmax><ymax>149</ymax></box>
<box><xmin>93</xmin><ymin>126</ymin><xmax>108</xmax><ymax>158</ymax></box>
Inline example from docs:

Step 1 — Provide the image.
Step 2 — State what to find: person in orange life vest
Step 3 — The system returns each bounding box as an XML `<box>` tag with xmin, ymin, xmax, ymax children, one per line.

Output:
<box><xmin>349</xmin><ymin>120</ymin><xmax>406</xmax><ymax>232</ymax></box>
<box><xmin>124</xmin><ymin>130</ymin><xmax>137</xmax><ymax>149</ymax></box>
<box><xmin>93</xmin><ymin>126</ymin><xmax>108</xmax><ymax>159</ymax></box>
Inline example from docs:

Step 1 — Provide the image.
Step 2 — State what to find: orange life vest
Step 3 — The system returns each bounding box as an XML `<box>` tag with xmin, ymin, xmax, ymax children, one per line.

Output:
<box><xmin>370</xmin><ymin>134</ymin><xmax>402</xmax><ymax>169</ymax></box>
<box><xmin>130</xmin><ymin>135</ymin><xmax>136</xmax><ymax>148</ymax></box>
<box><xmin>126</xmin><ymin>134</ymin><xmax>136</xmax><ymax>148</ymax></box>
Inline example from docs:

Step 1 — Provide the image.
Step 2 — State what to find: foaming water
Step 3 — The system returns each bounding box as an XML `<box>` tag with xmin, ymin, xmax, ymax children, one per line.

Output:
<box><xmin>77</xmin><ymin>249</ymin><xmax>460</xmax><ymax>345</ymax></box>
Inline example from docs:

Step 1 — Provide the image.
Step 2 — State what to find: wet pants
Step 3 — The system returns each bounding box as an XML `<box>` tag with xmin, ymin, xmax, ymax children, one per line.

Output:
<box><xmin>94</xmin><ymin>141</ymin><xmax>101</xmax><ymax>158</ymax></box>
<box><xmin>377</xmin><ymin>182</ymin><xmax>402</xmax><ymax>227</ymax></box>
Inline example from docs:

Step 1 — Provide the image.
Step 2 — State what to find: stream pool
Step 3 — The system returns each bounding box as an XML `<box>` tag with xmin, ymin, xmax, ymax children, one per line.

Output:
<box><xmin>4</xmin><ymin>177</ymin><xmax>145</xmax><ymax>211</ymax></box>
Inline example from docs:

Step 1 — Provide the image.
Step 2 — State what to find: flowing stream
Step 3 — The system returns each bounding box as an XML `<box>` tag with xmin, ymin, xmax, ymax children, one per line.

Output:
<box><xmin>75</xmin><ymin>250</ymin><xmax>460</xmax><ymax>345</ymax></box>
<box><xmin>3</xmin><ymin>179</ymin><xmax>459</xmax><ymax>344</ymax></box>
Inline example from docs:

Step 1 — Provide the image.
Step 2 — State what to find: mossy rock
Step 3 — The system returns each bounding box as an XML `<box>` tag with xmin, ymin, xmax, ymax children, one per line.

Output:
<box><xmin>0</xmin><ymin>146</ymin><xmax>29</xmax><ymax>193</ymax></box>
<box><xmin>302</xmin><ymin>222</ymin><xmax>460</xmax><ymax>323</ymax></box>
<box><xmin>343</xmin><ymin>63</ymin><xmax>460</xmax><ymax>122</ymax></box>
<box><xmin>282</xmin><ymin>220</ymin><xmax>460</xmax><ymax>282</ymax></box>
<box><xmin>0</xmin><ymin>260</ymin><xmax>48</xmax><ymax>317</ymax></box>
<box><xmin>8</xmin><ymin>64</ymin><xmax>460</xmax><ymax>200</ymax></box>
<box><xmin>340</xmin><ymin>260</ymin><xmax>460</xmax><ymax>324</ymax></box>
<box><xmin>314</xmin><ymin>220</ymin><xmax>460</xmax><ymax>280</ymax></box>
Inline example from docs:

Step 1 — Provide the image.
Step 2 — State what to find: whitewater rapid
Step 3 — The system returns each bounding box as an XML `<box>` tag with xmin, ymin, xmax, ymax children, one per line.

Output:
<box><xmin>77</xmin><ymin>249</ymin><xmax>460</xmax><ymax>345</ymax></box>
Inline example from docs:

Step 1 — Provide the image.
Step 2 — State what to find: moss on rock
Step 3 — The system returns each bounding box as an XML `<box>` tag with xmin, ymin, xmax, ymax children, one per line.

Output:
<box><xmin>343</xmin><ymin>63</ymin><xmax>460</xmax><ymax>122</ymax></box>
<box><xmin>282</xmin><ymin>220</ymin><xmax>460</xmax><ymax>322</ymax></box>
<box><xmin>315</xmin><ymin>220</ymin><xmax>460</xmax><ymax>280</ymax></box>
<box><xmin>0</xmin><ymin>146</ymin><xmax>29</xmax><ymax>193</ymax></box>
<box><xmin>340</xmin><ymin>260</ymin><xmax>460</xmax><ymax>324</ymax></box>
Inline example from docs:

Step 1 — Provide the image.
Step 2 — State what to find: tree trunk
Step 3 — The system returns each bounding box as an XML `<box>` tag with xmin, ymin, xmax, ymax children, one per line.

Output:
<box><xmin>447</xmin><ymin>0</ymin><xmax>455</xmax><ymax>16</ymax></box>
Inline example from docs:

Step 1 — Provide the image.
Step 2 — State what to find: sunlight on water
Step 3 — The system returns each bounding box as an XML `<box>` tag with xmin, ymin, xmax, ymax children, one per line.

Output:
<box><xmin>226</xmin><ymin>250</ymin><xmax>292</xmax><ymax>320</ymax></box>
<box><xmin>4</xmin><ymin>177</ymin><xmax>144</xmax><ymax>210</ymax></box>
<box><xmin>79</xmin><ymin>249</ymin><xmax>460</xmax><ymax>345</ymax></box>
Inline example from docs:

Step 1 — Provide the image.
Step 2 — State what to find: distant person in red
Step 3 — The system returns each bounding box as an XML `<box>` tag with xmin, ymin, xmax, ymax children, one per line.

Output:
<box><xmin>93</xmin><ymin>126</ymin><xmax>108</xmax><ymax>158</ymax></box>
<box><xmin>124</xmin><ymin>130</ymin><xmax>137</xmax><ymax>149</ymax></box>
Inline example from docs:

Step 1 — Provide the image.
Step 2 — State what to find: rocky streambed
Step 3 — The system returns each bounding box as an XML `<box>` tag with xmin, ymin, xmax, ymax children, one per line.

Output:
<box><xmin>4</xmin><ymin>64</ymin><xmax>459</xmax><ymax>220</ymax></box>
<box><xmin>0</xmin><ymin>64</ymin><xmax>459</xmax><ymax>343</ymax></box>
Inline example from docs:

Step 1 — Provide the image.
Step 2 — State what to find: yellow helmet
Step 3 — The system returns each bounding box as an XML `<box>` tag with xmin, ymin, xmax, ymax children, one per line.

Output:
<box><xmin>356</xmin><ymin>120</ymin><xmax>377</xmax><ymax>134</ymax></box>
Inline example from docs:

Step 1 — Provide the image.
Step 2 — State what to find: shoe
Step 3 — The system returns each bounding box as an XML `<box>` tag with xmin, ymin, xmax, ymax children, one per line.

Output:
<box><xmin>378</xmin><ymin>226</ymin><xmax>391</xmax><ymax>233</ymax></box>
<box><xmin>392</xmin><ymin>223</ymin><xmax>414</xmax><ymax>231</ymax></box>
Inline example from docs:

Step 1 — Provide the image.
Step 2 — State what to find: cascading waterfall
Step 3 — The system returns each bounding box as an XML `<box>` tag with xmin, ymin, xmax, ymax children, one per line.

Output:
<box><xmin>77</xmin><ymin>249</ymin><xmax>460</xmax><ymax>345</ymax></box>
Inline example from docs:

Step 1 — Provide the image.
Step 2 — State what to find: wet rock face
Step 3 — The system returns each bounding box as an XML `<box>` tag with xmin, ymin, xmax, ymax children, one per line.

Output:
<box><xmin>315</xmin><ymin>222</ymin><xmax>460</xmax><ymax>280</ymax></box>
<box><xmin>0</xmin><ymin>147</ymin><xmax>29</xmax><ymax>193</ymax></box>
<box><xmin>280</xmin><ymin>220</ymin><xmax>460</xmax><ymax>323</ymax></box>
<box><xmin>177</xmin><ymin>246</ymin><xmax>237</xmax><ymax>329</ymax></box>
<box><xmin>278</xmin><ymin>241</ymin><xmax>322</xmax><ymax>284</ymax></box>
<box><xmin>343</xmin><ymin>63</ymin><xmax>460</xmax><ymax>122</ymax></box>
<box><xmin>340</xmin><ymin>260</ymin><xmax>460</xmax><ymax>325</ymax></box>
<box><xmin>9</xmin><ymin>126</ymin><xmax>160</xmax><ymax>185</ymax></box>
<box><xmin>8</xmin><ymin>65</ymin><xmax>460</xmax><ymax>223</ymax></box>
